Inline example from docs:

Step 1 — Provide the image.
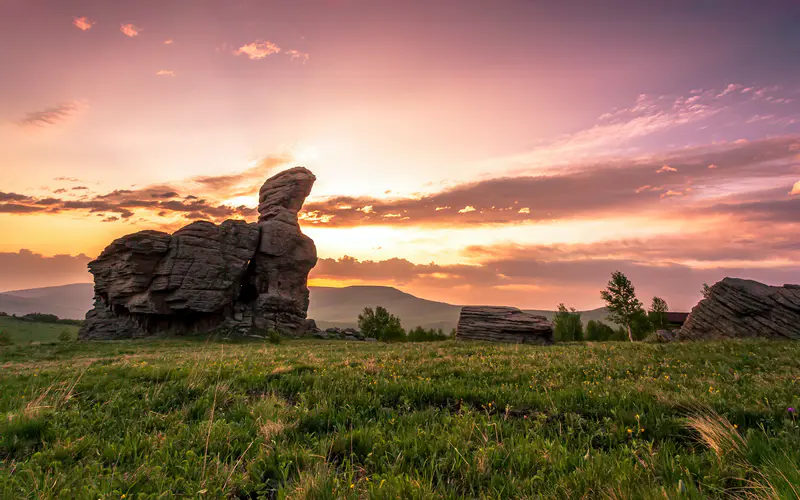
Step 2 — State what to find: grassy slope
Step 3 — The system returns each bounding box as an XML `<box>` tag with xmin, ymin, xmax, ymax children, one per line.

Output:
<box><xmin>0</xmin><ymin>316</ymin><xmax>79</xmax><ymax>344</ymax></box>
<box><xmin>1</xmin><ymin>339</ymin><xmax>799</xmax><ymax>499</ymax></box>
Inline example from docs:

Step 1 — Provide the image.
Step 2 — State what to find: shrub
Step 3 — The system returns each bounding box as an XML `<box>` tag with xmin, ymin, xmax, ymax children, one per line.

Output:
<box><xmin>358</xmin><ymin>306</ymin><xmax>406</xmax><ymax>342</ymax></box>
<box><xmin>267</xmin><ymin>329</ymin><xmax>282</xmax><ymax>344</ymax></box>
<box><xmin>0</xmin><ymin>330</ymin><xmax>10</xmax><ymax>345</ymax></box>
<box><xmin>407</xmin><ymin>326</ymin><xmax>448</xmax><ymax>342</ymax></box>
<box><xmin>586</xmin><ymin>320</ymin><xmax>615</xmax><ymax>341</ymax></box>
<box><xmin>57</xmin><ymin>329</ymin><xmax>73</xmax><ymax>342</ymax></box>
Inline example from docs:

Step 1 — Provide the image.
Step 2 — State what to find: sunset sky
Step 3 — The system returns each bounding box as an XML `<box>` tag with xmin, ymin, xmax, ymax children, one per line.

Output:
<box><xmin>1</xmin><ymin>0</ymin><xmax>799</xmax><ymax>310</ymax></box>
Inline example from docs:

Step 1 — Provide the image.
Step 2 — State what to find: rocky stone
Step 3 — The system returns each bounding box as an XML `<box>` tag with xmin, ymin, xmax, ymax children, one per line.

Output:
<box><xmin>678</xmin><ymin>278</ymin><xmax>800</xmax><ymax>340</ymax></box>
<box><xmin>649</xmin><ymin>329</ymin><xmax>677</xmax><ymax>343</ymax></box>
<box><xmin>364</xmin><ymin>337</ymin><xmax>378</xmax><ymax>343</ymax></box>
<box><xmin>456</xmin><ymin>306</ymin><xmax>553</xmax><ymax>344</ymax></box>
<box><xmin>80</xmin><ymin>167</ymin><xmax>319</xmax><ymax>340</ymax></box>
<box><xmin>344</xmin><ymin>335</ymin><xmax>357</xmax><ymax>341</ymax></box>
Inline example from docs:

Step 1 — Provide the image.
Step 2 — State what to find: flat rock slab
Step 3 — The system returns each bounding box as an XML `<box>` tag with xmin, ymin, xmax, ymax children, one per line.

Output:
<box><xmin>456</xmin><ymin>306</ymin><xmax>553</xmax><ymax>344</ymax></box>
<box><xmin>679</xmin><ymin>278</ymin><xmax>800</xmax><ymax>340</ymax></box>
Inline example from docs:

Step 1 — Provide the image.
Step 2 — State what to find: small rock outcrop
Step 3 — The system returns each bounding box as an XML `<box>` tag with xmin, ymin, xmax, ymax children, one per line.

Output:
<box><xmin>456</xmin><ymin>306</ymin><xmax>553</xmax><ymax>344</ymax></box>
<box><xmin>80</xmin><ymin>167</ymin><xmax>318</xmax><ymax>340</ymax></box>
<box><xmin>678</xmin><ymin>278</ymin><xmax>800</xmax><ymax>340</ymax></box>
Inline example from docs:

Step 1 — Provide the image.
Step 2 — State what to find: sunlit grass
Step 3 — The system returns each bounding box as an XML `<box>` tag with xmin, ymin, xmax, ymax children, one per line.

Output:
<box><xmin>1</xmin><ymin>339</ymin><xmax>798</xmax><ymax>498</ymax></box>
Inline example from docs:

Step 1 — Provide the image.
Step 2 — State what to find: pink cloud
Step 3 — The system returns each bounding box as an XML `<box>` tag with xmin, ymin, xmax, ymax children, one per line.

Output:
<box><xmin>73</xmin><ymin>16</ymin><xmax>95</xmax><ymax>31</ymax></box>
<box><xmin>164</xmin><ymin>39</ymin><xmax>174</xmax><ymax>45</ymax></box>
<box><xmin>791</xmin><ymin>181</ymin><xmax>800</xmax><ymax>196</ymax></box>
<box><xmin>156</xmin><ymin>70</ymin><xmax>176</xmax><ymax>77</ymax></box>
<box><xmin>708</xmin><ymin>164</ymin><xmax>719</xmax><ymax>169</ymax></box>
<box><xmin>236</xmin><ymin>40</ymin><xmax>281</xmax><ymax>60</ymax></box>
<box><xmin>657</xmin><ymin>165</ymin><xmax>678</xmax><ymax>173</ymax></box>
<box><xmin>120</xmin><ymin>24</ymin><xmax>140</xmax><ymax>37</ymax></box>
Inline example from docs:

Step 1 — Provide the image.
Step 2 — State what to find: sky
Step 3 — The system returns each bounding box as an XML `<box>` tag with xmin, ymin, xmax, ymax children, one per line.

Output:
<box><xmin>1</xmin><ymin>0</ymin><xmax>799</xmax><ymax>310</ymax></box>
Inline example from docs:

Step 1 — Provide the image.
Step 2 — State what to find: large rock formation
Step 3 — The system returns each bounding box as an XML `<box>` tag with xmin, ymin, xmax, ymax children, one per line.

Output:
<box><xmin>80</xmin><ymin>167</ymin><xmax>318</xmax><ymax>340</ymax></box>
<box><xmin>456</xmin><ymin>306</ymin><xmax>553</xmax><ymax>344</ymax></box>
<box><xmin>678</xmin><ymin>278</ymin><xmax>800</xmax><ymax>340</ymax></box>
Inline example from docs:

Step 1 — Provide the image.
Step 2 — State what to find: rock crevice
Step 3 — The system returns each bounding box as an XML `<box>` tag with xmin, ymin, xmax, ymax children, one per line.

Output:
<box><xmin>80</xmin><ymin>167</ymin><xmax>318</xmax><ymax>340</ymax></box>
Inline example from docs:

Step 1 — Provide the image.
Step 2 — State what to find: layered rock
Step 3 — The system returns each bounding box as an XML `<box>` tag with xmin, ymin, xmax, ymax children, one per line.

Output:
<box><xmin>80</xmin><ymin>167</ymin><xmax>318</xmax><ymax>340</ymax></box>
<box><xmin>456</xmin><ymin>306</ymin><xmax>553</xmax><ymax>344</ymax></box>
<box><xmin>678</xmin><ymin>278</ymin><xmax>800</xmax><ymax>340</ymax></box>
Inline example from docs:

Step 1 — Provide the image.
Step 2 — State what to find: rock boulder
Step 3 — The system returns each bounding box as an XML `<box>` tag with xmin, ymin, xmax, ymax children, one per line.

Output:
<box><xmin>80</xmin><ymin>167</ymin><xmax>319</xmax><ymax>340</ymax></box>
<box><xmin>456</xmin><ymin>306</ymin><xmax>553</xmax><ymax>344</ymax></box>
<box><xmin>678</xmin><ymin>278</ymin><xmax>800</xmax><ymax>340</ymax></box>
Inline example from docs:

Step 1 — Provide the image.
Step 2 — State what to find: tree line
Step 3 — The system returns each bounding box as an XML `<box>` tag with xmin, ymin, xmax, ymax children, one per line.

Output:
<box><xmin>553</xmin><ymin>271</ymin><xmax>675</xmax><ymax>342</ymax></box>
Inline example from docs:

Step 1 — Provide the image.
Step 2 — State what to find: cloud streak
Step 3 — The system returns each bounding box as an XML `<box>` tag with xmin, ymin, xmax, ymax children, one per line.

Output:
<box><xmin>17</xmin><ymin>101</ymin><xmax>84</xmax><ymax>127</ymax></box>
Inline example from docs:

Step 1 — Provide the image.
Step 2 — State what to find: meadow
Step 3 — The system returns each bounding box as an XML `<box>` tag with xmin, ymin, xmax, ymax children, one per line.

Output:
<box><xmin>1</xmin><ymin>338</ymin><xmax>799</xmax><ymax>499</ymax></box>
<box><xmin>0</xmin><ymin>316</ymin><xmax>79</xmax><ymax>344</ymax></box>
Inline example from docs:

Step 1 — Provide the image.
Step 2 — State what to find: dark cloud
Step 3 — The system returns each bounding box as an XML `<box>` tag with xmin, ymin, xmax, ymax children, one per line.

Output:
<box><xmin>0</xmin><ymin>249</ymin><xmax>92</xmax><ymax>292</ymax></box>
<box><xmin>18</xmin><ymin>101</ymin><xmax>83</xmax><ymax>127</ymax></box>
<box><xmin>0</xmin><ymin>204</ymin><xmax>47</xmax><ymax>214</ymax></box>
<box><xmin>310</xmin><ymin>234</ymin><xmax>800</xmax><ymax>310</ymax></box>
<box><xmin>151</xmin><ymin>191</ymin><xmax>179</xmax><ymax>199</ymax></box>
<box><xmin>706</xmin><ymin>197</ymin><xmax>800</xmax><ymax>222</ymax></box>
<box><xmin>0</xmin><ymin>192</ymin><xmax>32</xmax><ymax>202</ymax></box>
<box><xmin>72</xmin><ymin>186</ymin><xmax>89</xmax><ymax>191</ymax></box>
<box><xmin>300</xmin><ymin>136</ymin><xmax>800</xmax><ymax>227</ymax></box>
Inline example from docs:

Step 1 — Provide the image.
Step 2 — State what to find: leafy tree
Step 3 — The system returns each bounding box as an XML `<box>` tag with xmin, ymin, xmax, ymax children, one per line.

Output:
<box><xmin>358</xmin><ymin>306</ymin><xmax>406</xmax><ymax>341</ymax></box>
<box><xmin>648</xmin><ymin>296</ymin><xmax>669</xmax><ymax>330</ymax></box>
<box><xmin>701</xmin><ymin>283</ymin><xmax>712</xmax><ymax>299</ymax></box>
<box><xmin>630</xmin><ymin>310</ymin><xmax>654</xmax><ymax>340</ymax></box>
<box><xmin>600</xmin><ymin>271</ymin><xmax>645</xmax><ymax>342</ymax></box>
<box><xmin>586</xmin><ymin>320</ymin><xmax>615</xmax><ymax>341</ymax></box>
<box><xmin>553</xmin><ymin>304</ymin><xmax>583</xmax><ymax>341</ymax></box>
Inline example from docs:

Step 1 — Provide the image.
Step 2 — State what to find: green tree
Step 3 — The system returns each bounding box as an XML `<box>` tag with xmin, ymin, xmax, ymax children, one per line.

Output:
<box><xmin>648</xmin><ymin>296</ymin><xmax>669</xmax><ymax>330</ymax></box>
<box><xmin>358</xmin><ymin>306</ymin><xmax>406</xmax><ymax>341</ymax></box>
<box><xmin>553</xmin><ymin>304</ymin><xmax>583</xmax><ymax>341</ymax></box>
<box><xmin>600</xmin><ymin>271</ymin><xmax>645</xmax><ymax>342</ymax></box>
<box><xmin>701</xmin><ymin>283</ymin><xmax>712</xmax><ymax>299</ymax></box>
<box><xmin>586</xmin><ymin>320</ymin><xmax>615</xmax><ymax>341</ymax></box>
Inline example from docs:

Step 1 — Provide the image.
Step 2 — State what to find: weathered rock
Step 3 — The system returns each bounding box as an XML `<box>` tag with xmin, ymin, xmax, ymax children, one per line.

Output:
<box><xmin>678</xmin><ymin>278</ymin><xmax>800</xmax><ymax>340</ymax></box>
<box><xmin>344</xmin><ymin>335</ymin><xmax>357</xmax><ymax>341</ymax></box>
<box><xmin>649</xmin><ymin>330</ymin><xmax>677</xmax><ymax>343</ymax></box>
<box><xmin>364</xmin><ymin>337</ymin><xmax>378</xmax><ymax>343</ymax></box>
<box><xmin>456</xmin><ymin>306</ymin><xmax>553</xmax><ymax>344</ymax></box>
<box><xmin>80</xmin><ymin>167</ymin><xmax>318</xmax><ymax>340</ymax></box>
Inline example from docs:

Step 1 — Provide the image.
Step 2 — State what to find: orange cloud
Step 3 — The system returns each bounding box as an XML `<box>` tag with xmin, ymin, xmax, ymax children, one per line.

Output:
<box><xmin>156</xmin><ymin>70</ymin><xmax>176</xmax><ymax>77</ymax></box>
<box><xmin>73</xmin><ymin>16</ymin><xmax>95</xmax><ymax>31</ymax></box>
<box><xmin>164</xmin><ymin>39</ymin><xmax>174</xmax><ymax>45</ymax></box>
<box><xmin>120</xmin><ymin>24</ymin><xmax>139</xmax><ymax>37</ymax></box>
<box><xmin>791</xmin><ymin>181</ymin><xmax>800</xmax><ymax>196</ymax></box>
<box><xmin>236</xmin><ymin>40</ymin><xmax>281</xmax><ymax>60</ymax></box>
<box><xmin>708</xmin><ymin>164</ymin><xmax>719</xmax><ymax>169</ymax></box>
<box><xmin>284</xmin><ymin>49</ymin><xmax>310</xmax><ymax>63</ymax></box>
<box><xmin>657</xmin><ymin>165</ymin><xmax>678</xmax><ymax>173</ymax></box>
<box><xmin>458</xmin><ymin>206</ymin><xmax>476</xmax><ymax>214</ymax></box>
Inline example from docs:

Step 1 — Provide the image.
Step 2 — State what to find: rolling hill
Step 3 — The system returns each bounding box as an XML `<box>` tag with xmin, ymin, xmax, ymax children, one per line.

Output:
<box><xmin>0</xmin><ymin>283</ymin><xmax>617</xmax><ymax>330</ymax></box>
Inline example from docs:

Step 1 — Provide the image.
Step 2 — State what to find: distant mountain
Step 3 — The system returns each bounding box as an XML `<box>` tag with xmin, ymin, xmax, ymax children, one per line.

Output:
<box><xmin>0</xmin><ymin>283</ymin><xmax>94</xmax><ymax>320</ymax></box>
<box><xmin>0</xmin><ymin>283</ymin><xmax>618</xmax><ymax>330</ymax></box>
<box><xmin>308</xmin><ymin>286</ymin><xmax>462</xmax><ymax>331</ymax></box>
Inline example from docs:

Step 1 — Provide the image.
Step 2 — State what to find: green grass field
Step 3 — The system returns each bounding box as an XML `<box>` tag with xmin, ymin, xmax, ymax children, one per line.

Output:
<box><xmin>0</xmin><ymin>316</ymin><xmax>79</xmax><ymax>344</ymax></box>
<box><xmin>1</xmin><ymin>339</ymin><xmax>799</xmax><ymax>499</ymax></box>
